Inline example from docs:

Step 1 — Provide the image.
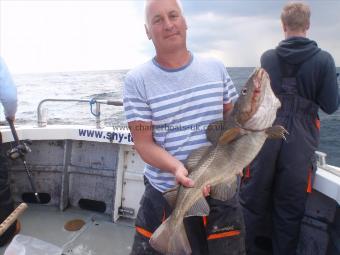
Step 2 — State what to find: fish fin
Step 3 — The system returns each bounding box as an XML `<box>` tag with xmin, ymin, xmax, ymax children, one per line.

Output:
<box><xmin>163</xmin><ymin>186</ymin><xmax>179</xmax><ymax>208</ymax></box>
<box><xmin>206</xmin><ymin>120</ymin><xmax>224</xmax><ymax>144</ymax></box>
<box><xmin>150</xmin><ymin>217</ymin><xmax>192</xmax><ymax>255</ymax></box>
<box><xmin>150</xmin><ymin>217</ymin><xmax>172</xmax><ymax>254</ymax></box>
<box><xmin>265</xmin><ymin>125</ymin><xmax>288</xmax><ymax>140</ymax></box>
<box><xmin>168</xmin><ymin>221</ymin><xmax>192</xmax><ymax>255</ymax></box>
<box><xmin>186</xmin><ymin>146</ymin><xmax>210</xmax><ymax>172</ymax></box>
<box><xmin>218</xmin><ymin>127</ymin><xmax>241</xmax><ymax>145</ymax></box>
<box><xmin>210</xmin><ymin>178</ymin><xmax>238</xmax><ymax>201</ymax></box>
<box><xmin>185</xmin><ymin>196</ymin><xmax>210</xmax><ymax>217</ymax></box>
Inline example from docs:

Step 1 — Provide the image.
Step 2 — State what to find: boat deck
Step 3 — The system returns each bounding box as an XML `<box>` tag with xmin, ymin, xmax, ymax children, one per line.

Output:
<box><xmin>0</xmin><ymin>204</ymin><xmax>135</xmax><ymax>255</ymax></box>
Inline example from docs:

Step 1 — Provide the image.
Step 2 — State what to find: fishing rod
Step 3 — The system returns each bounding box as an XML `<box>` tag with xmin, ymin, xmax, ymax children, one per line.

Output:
<box><xmin>6</xmin><ymin>117</ymin><xmax>50</xmax><ymax>204</ymax></box>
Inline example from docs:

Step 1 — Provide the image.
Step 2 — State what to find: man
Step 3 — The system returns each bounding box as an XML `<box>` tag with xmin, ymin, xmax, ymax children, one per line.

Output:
<box><xmin>240</xmin><ymin>2</ymin><xmax>339</xmax><ymax>255</ymax></box>
<box><xmin>0</xmin><ymin>56</ymin><xmax>19</xmax><ymax>246</ymax></box>
<box><xmin>123</xmin><ymin>0</ymin><xmax>245</xmax><ymax>254</ymax></box>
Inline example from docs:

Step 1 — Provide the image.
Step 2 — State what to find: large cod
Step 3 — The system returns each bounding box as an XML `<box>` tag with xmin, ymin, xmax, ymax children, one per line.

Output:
<box><xmin>150</xmin><ymin>68</ymin><xmax>287</xmax><ymax>255</ymax></box>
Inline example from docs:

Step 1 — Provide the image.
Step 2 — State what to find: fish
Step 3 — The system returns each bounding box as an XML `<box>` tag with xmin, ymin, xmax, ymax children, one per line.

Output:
<box><xmin>149</xmin><ymin>67</ymin><xmax>287</xmax><ymax>255</ymax></box>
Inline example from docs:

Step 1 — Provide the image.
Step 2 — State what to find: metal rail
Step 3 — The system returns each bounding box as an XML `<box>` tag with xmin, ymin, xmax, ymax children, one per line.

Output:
<box><xmin>37</xmin><ymin>98</ymin><xmax>123</xmax><ymax>129</ymax></box>
<box><xmin>315</xmin><ymin>151</ymin><xmax>327</xmax><ymax>167</ymax></box>
<box><xmin>315</xmin><ymin>151</ymin><xmax>340</xmax><ymax>177</ymax></box>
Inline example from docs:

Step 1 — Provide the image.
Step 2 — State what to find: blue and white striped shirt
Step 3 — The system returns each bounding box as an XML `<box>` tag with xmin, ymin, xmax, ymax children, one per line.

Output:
<box><xmin>123</xmin><ymin>54</ymin><xmax>238</xmax><ymax>192</ymax></box>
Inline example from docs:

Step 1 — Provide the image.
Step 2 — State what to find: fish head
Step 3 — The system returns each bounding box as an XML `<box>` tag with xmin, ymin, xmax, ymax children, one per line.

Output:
<box><xmin>233</xmin><ymin>67</ymin><xmax>281</xmax><ymax>130</ymax></box>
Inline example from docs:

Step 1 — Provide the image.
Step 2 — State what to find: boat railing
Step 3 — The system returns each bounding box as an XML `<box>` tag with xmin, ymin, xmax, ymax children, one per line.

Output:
<box><xmin>315</xmin><ymin>151</ymin><xmax>340</xmax><ymax>177</ymax></box>
<box><xmin>315</xmin><ymin>151</ymin><xmax>327</xmax><ymax>167</ymax></box>
<box><xmin>37</xmin><ymin>98</ymin><xmax>123</xmax><ymax>129</ymax></box>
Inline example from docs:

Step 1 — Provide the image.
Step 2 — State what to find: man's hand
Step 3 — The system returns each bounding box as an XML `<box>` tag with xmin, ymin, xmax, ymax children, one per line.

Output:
<box><xmin>202</xmin><ymin>185</ymin><xmax>210</xmax><ymax>197</ymax></box>
<box><xmin>174</xmin><ymin>164</ymin><xmax>194</xmax><ymax>187</ymax></box>
<box><xmin>174</xmin><ymin>164</ymin><xmax>211</xmax><ymax>197</ymax></box>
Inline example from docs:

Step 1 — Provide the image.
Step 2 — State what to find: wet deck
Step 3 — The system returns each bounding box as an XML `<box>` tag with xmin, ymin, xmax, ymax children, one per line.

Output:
<box><xmin>0</xmin><ymin>204</ymin><xmax>135</xmax><ymax>255</ymax></box>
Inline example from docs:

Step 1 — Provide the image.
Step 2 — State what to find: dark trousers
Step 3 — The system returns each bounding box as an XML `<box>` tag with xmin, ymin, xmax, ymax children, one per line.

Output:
<box><xmin>0</xmin><ymin>146</ymin><xmax>16</xmax><ymax>246</ymax></box>
<box><xmin>239</xmin><ymin>114</ymin><xmax>318</xmax><ymax>255</ymax></box>
<box><xmin>130</xmin><ymin>178</ymin><xmax>246</xmax><ymax>255</ymax></box>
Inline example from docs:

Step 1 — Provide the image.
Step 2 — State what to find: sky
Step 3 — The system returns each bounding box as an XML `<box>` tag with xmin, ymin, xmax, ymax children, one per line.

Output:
<box><xmin>0</xmin><ymin>0</ymin><xmax>339</xmax><ymax>74</ymax></box>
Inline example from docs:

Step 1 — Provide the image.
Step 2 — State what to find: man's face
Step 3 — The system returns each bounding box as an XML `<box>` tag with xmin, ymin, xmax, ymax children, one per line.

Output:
<box><xmin>145</xmin><ymin>0</ymin><xmax>187</xmax><ymax>53</ymax></box>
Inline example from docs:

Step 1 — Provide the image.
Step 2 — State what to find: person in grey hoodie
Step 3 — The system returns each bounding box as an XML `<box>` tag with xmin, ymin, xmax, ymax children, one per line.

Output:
<box><xmin>240</xmin><ymin>2</ymin><xmax>339</xmax><ymax>255</ymax></box>
<box><xmin>0</xmin><ymin>56</ymin><xmax>18</xmax><ymax>246</ymax></box>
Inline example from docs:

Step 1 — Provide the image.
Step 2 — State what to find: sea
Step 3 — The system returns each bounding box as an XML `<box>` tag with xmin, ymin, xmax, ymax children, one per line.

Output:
<box><xmin>2</xmin><ymin>67</ymin><xmax>340</xmax><ymax>166</ymax></box>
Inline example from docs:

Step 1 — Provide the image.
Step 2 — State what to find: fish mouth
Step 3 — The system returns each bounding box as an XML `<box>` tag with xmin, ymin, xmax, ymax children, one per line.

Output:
<box><xmin>251</xmin><ymin>68</ymin><xmax>267</xmax><ymax>105</ymax></box>
<box><xmin>256</xmin><ymin>68</ymin><xmax>281</xmax><ymax>109</ymax></box>
<box><xmin>236</xmin><ymin>67</ymin><xmax>274</xmax><ymax>127</ymax></box>
<box><xmin>239</xmin><ymin>68</ymin><xmax>268</xmax><ymax>123</ymax></box>
<box><xmin>253</xmin><ymin>68</ymin><xmax>267</xmax><ymax>91</ymax></box>
<box><xmin>243</xmin><ymin>68</ymin><xmax>280</xmax><ymax>130</ymax></box>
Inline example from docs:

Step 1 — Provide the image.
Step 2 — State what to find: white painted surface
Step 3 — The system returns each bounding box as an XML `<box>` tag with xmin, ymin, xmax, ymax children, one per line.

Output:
<box><xmin>1</xmin><ymin>125</ymin><xmax>339</xmax><ymax>206</ymax></box>
<box><xmin>0</xmin><ymin>125</ymin><xmax>133</xmax><ymax>145</ymax></box>
<box><xmin>315</xmin><ymin>166</ymin><xmax>340</xmax><ymax>204</ymax></box>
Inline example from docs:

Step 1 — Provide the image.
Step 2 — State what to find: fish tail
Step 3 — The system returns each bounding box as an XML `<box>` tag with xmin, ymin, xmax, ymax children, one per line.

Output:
<box><xmin>150</xmin><ymin>216</ymin><xmax>191</xmax><ymax>255</ymax></box>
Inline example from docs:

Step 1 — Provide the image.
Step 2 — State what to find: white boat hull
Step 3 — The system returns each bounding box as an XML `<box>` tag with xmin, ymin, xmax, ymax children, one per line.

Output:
<box><xmin>0</xmin><ymin>125</ymin><xmax>339</xmax><ymax>254</ymax></box>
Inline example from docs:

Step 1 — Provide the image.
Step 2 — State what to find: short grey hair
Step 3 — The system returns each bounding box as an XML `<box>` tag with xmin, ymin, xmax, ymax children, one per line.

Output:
<box><xmin>281</xmin><ymin>1</ymin><xmax>310</xmax><ymax>32</ymax></box>
<box><xmin>144</xmin><ymin>0</ymin><xmax>184</xmax><ymax>28</ymax></box>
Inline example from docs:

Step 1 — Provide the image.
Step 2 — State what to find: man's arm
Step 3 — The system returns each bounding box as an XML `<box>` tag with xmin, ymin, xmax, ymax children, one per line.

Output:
<box><xmin>205</xmin><ymin>69</ymin><xmax>236</xmax><ymax>145</ymax></box>
<box><xmin>223</xmin><ymin>102</ymin><xmax>233</xmax><ymax>121</ymax></box>
<box><xmin>129</xmin><ymin>120</ymin><xmax>194</xmax><ymax>187</ymax></box>
<box><xmin>317</xmin><ymin>53</ymin><xmax>339</xmax><ymax>114</ymax></box>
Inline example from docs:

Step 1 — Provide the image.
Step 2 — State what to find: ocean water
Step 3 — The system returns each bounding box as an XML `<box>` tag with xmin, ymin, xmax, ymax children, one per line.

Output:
<box><xmin>4</xmin><ymin>67</ymin><xmax>340</xmax><ymax>166</ymax></box>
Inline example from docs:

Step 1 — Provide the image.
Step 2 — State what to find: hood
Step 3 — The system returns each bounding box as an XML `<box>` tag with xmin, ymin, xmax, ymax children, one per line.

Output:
<box><xmin>276</xmin><ymin>37</ymin><xmax>320</xmax><ymax>65</ymax></box>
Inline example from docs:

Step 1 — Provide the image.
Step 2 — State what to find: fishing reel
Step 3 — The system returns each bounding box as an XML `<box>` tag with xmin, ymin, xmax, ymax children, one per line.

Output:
<box><xmin>7</xmin><ymin>140</ymin><xmax>32</xmax><ymax>160</ymax></box>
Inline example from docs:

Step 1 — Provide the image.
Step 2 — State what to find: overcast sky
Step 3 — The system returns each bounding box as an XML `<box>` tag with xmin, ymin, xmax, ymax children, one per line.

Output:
<box><xmin>0</xmin><ymin>0</ymin><xmax>339</xmax><ymax>74</ymax></box>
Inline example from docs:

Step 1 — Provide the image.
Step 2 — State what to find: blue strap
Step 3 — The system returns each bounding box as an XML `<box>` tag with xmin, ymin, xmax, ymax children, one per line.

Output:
<box><xmin>89</xmin><ymin>98</ymin><xmax>100</xmax><ymax>117</ymax></box>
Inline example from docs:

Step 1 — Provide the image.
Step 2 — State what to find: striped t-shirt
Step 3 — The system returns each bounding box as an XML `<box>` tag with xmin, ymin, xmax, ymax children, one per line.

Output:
<box><xmin>123</xmin><ymin>54</ymin><xmax>238</xmax><ymax>192</ymax></box>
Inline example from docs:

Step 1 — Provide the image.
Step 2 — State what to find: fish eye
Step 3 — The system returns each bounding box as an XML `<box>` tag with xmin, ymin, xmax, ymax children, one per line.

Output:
<box><xmin>241</xmin><ymin>88</ymin><xmax>247</xmax><ymax>95</ymax></box>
